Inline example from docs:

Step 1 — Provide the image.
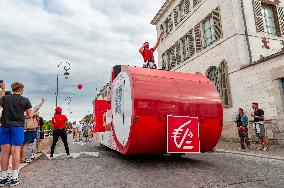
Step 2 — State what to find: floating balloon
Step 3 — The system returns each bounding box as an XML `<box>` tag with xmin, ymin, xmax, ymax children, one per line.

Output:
<box><xmin>77</xmin><ymin>83</ymin><xmax>83</xmax><ymax>90</ymax></box>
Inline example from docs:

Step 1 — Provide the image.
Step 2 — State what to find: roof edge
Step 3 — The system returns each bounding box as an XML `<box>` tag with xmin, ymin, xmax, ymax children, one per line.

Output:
<box><xmin>151</xmin><ymin>0</ymin><xmax>175</xmax><ymax>25</ymax></box>
<box><xmin>241</xmin><ymin>50</ymin><xmax>284</xmax><ymax>69</ymax></box>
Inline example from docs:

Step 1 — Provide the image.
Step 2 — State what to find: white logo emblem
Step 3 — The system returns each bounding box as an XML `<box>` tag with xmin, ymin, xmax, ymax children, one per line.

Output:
<box><xmin>171</xmin><ymin>120</ymin><xmax>194</xmax><ymax>150</ymax></box>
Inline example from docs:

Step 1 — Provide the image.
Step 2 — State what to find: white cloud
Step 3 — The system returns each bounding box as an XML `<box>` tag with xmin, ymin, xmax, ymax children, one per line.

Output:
<box><xmin>0</xmin><ymin>0</ymin><xmax>164</xmax><ymax>120</ymax></box>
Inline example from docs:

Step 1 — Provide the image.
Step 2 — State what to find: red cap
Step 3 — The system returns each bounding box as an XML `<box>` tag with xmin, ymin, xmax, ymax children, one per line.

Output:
<box><xmin>55</xmin><ymin>107</ymin><xmax>62</xmax><ymax>113</ymax></box>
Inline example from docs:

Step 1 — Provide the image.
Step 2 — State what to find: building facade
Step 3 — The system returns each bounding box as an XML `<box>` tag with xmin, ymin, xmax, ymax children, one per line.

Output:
<box><xmin>151</xmin><ymin>0</ymin><xmax>284</xmax><ymax>143</ymax></box>
<box><xmin>95</xmin><ymin>83</ymin><xmax>110</xmax><ymax>100</ymax></box>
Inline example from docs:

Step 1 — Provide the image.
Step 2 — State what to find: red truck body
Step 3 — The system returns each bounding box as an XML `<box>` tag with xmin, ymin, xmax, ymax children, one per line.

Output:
<box><xmin>93</xmin><ymin>65</ymin><xmax>223</xmax><ymax>155</ymax></box>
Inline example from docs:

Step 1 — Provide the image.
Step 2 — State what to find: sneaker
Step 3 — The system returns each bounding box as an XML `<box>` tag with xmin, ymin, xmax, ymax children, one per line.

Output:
<box><xmin>50</xmin><ymin>156</ymin><xmax>54</xmax><ymax>160</ymax></box>
<box><xmin>66</xmin><ymin>155</ymin><xmax>73</xmax><ymax>159</ymax></box>
<box><xmin>0</xmin><ymin>177</ymin><xmax>10</xmax><ymax>187</ymax></box>
<box><xmin>10</xmin><ymin>177</ymin><xmax>20</xmax><ymax>186</ymax></box>
<box><xmin>24</xmin><ymin>159</ymin><xmax>31</xmax><ymax>163</ymax></box>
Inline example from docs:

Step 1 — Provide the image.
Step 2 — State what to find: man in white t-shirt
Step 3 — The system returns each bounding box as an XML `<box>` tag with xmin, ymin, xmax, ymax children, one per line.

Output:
<box><xmin>72</xmin><ymin>121</ymin><xmax>78</xmax><ymax>142</ymax></box>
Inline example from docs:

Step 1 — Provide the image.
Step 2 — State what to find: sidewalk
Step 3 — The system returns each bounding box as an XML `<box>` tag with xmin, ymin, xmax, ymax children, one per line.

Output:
<box><xmin>215</xmin><ymin>141</ymin><xmax>284</xmax><ymax>161</ymax></box>
<box><xmin>0</xmin><ymin>136</ymin><xmax>53</xmax><ymax>172</ymax></box>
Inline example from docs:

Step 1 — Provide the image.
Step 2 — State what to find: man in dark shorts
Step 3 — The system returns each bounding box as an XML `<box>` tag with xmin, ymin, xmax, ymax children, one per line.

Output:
<box><xmin>139</xmin><ymin>32</ymin><xmax>163</xmax><ymax>69</ymax></box>
<box><xmin>0</xmin><ymin>82</ymin><xmax>33</xmax><ymax>186</ymax></box>
<box><xmin>251</xmin><ymin>102</ymin><xmax>268</xmax><ymax>151</ymax></box>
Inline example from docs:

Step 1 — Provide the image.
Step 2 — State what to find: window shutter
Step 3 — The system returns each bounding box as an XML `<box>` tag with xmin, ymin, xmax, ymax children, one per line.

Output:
<box><xmin>185</xmin><ymin>0</ymin><xmax>190</xmax><ymax>14</ymax></box>
<box><xmin>168</xmin><ymin>13</ymin><xmax>173</xmax><ymax>33</ymax></box>
<box><xmin>166</xmin><ymin>50</ymin><xmax>172</xmax><ymax>70</ymax></box>
<box><xmin>253</xmin><ymin>0</ymin><xmax>265</xmax><ymax>33</ymax></box>
<box><xmin>193</xmin><ymin>0</ymin><xmax>202</xmax><ymax>7</ymax></box>
<box><xmin>218</xmin><ymin>61</ymin><xmax>232</xmax><ymax>107</ymax></box>
<box><xmin>160</xmin><ymin>24</ymin><xmax>165</xmax><ymax>41</ymax></box>
<box><xmin>276</xmin><ymin>5</ymin><xmax>284</xmax><ymax>36</ymax></box>
<box><xmin>194</xmin><ymin>24</ymin><xmax>202</xmax><ymax>52</ymax></box>
<box><xmin>175</xmin><ymin>41</ymin><xmax>182</xmax><ymax>66</ymax></box>
<box><xmin>162</xmin><ymin>53</ymin><xmax>167</xmax><ymax>70</ymax></box>
<box><xmin>174</xmin><ymin>8</ymin><xmax>179</xmax><ymax>26</ymax></box>
<box><xmin>188</xmin><ymin>29</ymin><xmax>195</xmax><ymax>57</ymax></box>
<box><xmin>212</xmin><ymin>7</ymin><xmax>223</xmax><ymax>40</ymax></box>
<box><xmin>170</xmin><ymin>45</ymin><xmax>176</xmax><ymax>69</ymax></box>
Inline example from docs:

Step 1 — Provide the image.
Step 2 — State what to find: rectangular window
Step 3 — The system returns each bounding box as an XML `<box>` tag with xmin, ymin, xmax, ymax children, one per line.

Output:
<box><xmin>180</xmin><ymin>2</ymin><xmax>186</xmax><ymax>21</ymax></box>
<box><xmin>182</xmin><ymin>36</ymin><xmax>190</xmax><ymax>61</ymax></box>
<box><xmin>164</xmin><ymin>18</ymin><xmax>169</xmax><ymax>36</ymax></box>
<box><xmin>262</xmin><ymin>5</ymin><xmax>277</xmax><ymax>35</ymax></box>
<box><xmin>202</xmin><ymin>16</ymin><xmax>216</xmax><ymax>47</ymax></box>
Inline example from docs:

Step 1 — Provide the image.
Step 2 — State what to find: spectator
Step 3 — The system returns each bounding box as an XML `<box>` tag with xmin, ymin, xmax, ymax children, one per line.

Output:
<box><xmin>0</xmin><ymin>81</ymin><xmax>5</xmax><ymax>98</ymax></box>
<box><xmin>0</xmin><ymin>82</ymin><xmax>33</xmax><ymax>186</ymax></box>
<box><xmin>39</xmin><ymin>116</ymin><xmax>44</xmax><ymax>140</ymax></box>
<box><xmin>21</xmin><ymin>98</ymin><xmax>44</xmax><ymax>163</ymax></box>
<box><xmin>50</xmin><ymin>107</ymin><xmax>71</xmax><ymax>159</ymax></box>
<box><xmin>0</xmin><ymin>82</ymin><xmax>4</xmax><ymax>173</ymax></box>
<box><xmin>83</xmin><ymin>125</ymin><xmax>89</xmax><ymax>142</ymax></box>
<box><xmin>77</xmin><ymin>121</ymin><xmax>83</xmax><ymax>142</ymax></box>
<box><xmin>72</xmin><ymin>121</ymin><xmax>78</xmax><ymax>142</ymax></box>
<box><xmin>251</xmin><ymin>103</ymin><xmax>268</xmax><ymax>151</ymax></box>
<box><xmin>235</xmin><ymin>108</ymin><xmax>250</xmax><ymax>150</ymax></box>
<box><xmin>139</xmin><ymin>32</ymin><xmax>163</xmax><ymax>69</ymax></box>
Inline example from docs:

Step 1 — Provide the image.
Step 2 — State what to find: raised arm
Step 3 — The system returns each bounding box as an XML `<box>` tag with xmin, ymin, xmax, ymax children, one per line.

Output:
<box><xmin>153</xmin><ymin>32</ymin><xmax>164</xmax><ymax>51</ymax></box>
<box><xmin>139</xmin><ymin>43</ymin><xmax>146</xmax><ymax>54</ymax></box>
<box><xmin>34</xmin><ymin>98</ymin><xmax>45</xmax><ymax>113</ymax></box>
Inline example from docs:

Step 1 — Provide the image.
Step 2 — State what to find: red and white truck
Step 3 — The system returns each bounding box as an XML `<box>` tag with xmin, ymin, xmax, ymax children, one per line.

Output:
<box><xmin>93</xmin><ymin>65</ymin><xmax>223</xmax><ymax>155</ymax></box>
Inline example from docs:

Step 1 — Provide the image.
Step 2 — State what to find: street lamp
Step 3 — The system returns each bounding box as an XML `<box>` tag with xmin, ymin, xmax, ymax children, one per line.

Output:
<box><xmin>56</xmin><ymin>62</ymin><xmax>71</xmax><ymax>107</ymax></box>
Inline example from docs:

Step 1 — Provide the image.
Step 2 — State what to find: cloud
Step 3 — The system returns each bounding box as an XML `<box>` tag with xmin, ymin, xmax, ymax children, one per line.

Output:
<box><xmin>0</xmin><ymin>0</ymin><xmax>164</xmax><ymax>120</ymax></box>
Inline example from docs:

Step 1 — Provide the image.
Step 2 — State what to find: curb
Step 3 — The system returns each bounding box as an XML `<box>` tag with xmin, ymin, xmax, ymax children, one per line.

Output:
<box><xmin>215</xmin><ymin>149</ymin><xmax>284</xmax><ymax>161</ymax></box>
<box><xmin>18</xmin><ymin>153</ymin><xmax>43</xmax><ymax>171</ymax></box>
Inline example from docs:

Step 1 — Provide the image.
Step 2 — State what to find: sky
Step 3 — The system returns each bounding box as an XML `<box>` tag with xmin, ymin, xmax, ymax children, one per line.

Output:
<box><xmin>0</xmin><ymin>0</ymin><xmax>164</xmax><ymax>121</ymax></box>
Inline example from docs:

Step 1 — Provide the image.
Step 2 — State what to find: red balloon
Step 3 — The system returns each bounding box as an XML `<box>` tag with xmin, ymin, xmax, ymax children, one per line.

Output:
<box><xmin>77</xmin><ymin>83</ymin><xmax>83</xmax><ymax>90</ymax></box>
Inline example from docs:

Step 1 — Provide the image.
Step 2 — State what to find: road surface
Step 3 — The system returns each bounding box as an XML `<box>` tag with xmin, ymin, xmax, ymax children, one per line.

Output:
<box><xmin>18</xmin><ymin>137</ymin><xmax>284</xmax><ymax>188</ymax></box>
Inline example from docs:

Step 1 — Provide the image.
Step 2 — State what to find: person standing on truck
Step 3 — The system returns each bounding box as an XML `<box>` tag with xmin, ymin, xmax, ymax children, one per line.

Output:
<box><xmin>50</xmin><ymin>107</ymin><xmax>71</xmax><ymax>159</ymax></box>
<box><xmin>139</xmin><ymin>32</ymin><xmax>163</xmax><ymax>69</ymax></box>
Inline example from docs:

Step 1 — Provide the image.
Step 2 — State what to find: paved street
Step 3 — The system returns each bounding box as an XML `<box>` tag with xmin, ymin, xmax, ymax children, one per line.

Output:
<box><xmin>17</xmin><ymin>137</ymin><xmax>284</xmax><ymax>188</ymax></box>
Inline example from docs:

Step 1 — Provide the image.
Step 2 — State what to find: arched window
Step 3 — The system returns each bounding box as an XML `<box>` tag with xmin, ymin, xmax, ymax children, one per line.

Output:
<box><xmin>206</xmin><ymin>62</ymin><xmax>232</xmax><ymax>108</ymax></box>
<box><xmin>206</xmin><ymin>66</ymin><xmax>221</xmax><ymax>95</ymax></box>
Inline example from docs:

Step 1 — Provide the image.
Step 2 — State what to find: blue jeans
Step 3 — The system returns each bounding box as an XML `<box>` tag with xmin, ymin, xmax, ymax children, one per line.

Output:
<box><xmin>0</xmin><ymin>127</ymin><xmax>24</xmax><ymax>146</ymax></box>
<box><xmin>26</xmin><ymin>142</ymin><xmax>34</xmax><ymax>160</ymax></box>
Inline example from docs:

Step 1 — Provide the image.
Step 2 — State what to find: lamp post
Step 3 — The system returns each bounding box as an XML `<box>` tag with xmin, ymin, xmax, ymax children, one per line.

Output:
<box><xmin>56</xmin><ymin>62</ymin><xmax>71</xmax><ymax>107</ymax></box>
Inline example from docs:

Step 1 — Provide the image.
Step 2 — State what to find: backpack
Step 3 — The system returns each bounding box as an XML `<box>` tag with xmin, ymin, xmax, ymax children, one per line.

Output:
<box><xmin>24</xmin><ymin>117</ymin><xmax>38</xmax><ymax>130</ymax></box>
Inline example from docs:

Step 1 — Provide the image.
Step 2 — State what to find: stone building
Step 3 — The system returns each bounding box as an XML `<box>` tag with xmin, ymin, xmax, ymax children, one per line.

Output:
<box><xmin>151</xmin><ymin>0</ymin><xmax>284</xmax><ymax>143</ymax></box>
<box><xmin>95</xmin><ymin>83</ymin><xmax>110</xmax><ymax>100</ymax></box>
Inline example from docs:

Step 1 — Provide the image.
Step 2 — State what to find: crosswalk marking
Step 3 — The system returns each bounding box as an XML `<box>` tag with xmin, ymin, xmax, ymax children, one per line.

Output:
<box><xmin>45</xmin><ymin>152</ymin><xmax>100</xmax><ymax>159</ymax></box>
